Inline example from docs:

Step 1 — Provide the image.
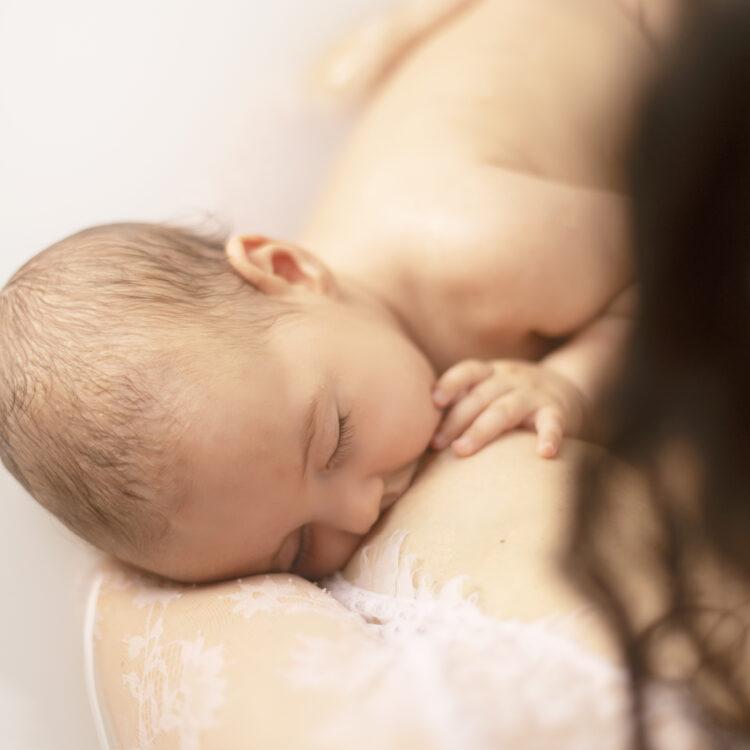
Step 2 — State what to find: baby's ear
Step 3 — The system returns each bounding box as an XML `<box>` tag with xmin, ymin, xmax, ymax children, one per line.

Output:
<box><xmin>224</xmin><ymin>235</ymin><xmax>335</xmax><ymax>296</ymax></box>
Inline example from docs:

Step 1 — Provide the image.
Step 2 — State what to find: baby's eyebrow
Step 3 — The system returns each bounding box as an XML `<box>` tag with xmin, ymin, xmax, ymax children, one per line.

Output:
<box><xmin>301</xmin><ymin>390</ymin><xmax>322</xmax><ymax>477</ymax></box>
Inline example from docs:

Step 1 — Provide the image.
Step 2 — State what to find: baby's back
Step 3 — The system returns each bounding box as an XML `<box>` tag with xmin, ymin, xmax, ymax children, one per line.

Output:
<box><xmin>301</xmin><ymin>0</ymin><xmax>655</xmax><ymax>370</ymax></box>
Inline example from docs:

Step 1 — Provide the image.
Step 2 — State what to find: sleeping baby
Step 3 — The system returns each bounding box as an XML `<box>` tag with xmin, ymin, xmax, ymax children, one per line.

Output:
<box><xmin>0</xmin><ymin>0</ymin><xmax>673</xmax><ymax>583</ymax></box>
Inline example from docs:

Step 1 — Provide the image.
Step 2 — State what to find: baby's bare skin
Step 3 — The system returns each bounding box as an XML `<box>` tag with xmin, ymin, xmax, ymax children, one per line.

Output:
<box><xmin>301</xmin><ymin>0</ymin><xmax>659</xmax><ymax>373</ymax></box>
<box><xmin>153</xmin><ymin>1</ymin><xmax>684</xmax><ymax>582</ymax></box>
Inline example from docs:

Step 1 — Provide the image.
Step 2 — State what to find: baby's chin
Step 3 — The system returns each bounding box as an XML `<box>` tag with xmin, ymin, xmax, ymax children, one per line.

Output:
<box><xmin>384</xmin><ymin>450</ymin><xmax>428</xmax><ymax>506</ymax></box>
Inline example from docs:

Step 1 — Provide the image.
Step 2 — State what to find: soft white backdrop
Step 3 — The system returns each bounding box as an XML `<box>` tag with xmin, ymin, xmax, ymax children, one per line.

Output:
<box><xmin>0</xmin><ymin>1</ymin><xmax>391</xmax><ymax>747</ymax></box>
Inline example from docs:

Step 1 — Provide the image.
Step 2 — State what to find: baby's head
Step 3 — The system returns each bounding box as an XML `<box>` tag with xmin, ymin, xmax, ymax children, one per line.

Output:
<box><xmin>0</xmin><ymin>223</ymin><xmax>439</xmax><ymax>582</ymax></box>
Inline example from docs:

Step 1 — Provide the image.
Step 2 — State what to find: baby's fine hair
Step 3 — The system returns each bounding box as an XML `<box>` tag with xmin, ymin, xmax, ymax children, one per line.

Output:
<box><xmin>0</xmin><ymin>222</ymin><xmax>286</xmax><ymax>563</ymax></box>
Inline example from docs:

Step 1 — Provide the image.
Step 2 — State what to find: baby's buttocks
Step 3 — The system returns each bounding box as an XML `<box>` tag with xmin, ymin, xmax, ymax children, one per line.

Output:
<box><xmin>381</xmin><ymin>0</ymin><xmax>653</xmax><ymax>190</ymax></box>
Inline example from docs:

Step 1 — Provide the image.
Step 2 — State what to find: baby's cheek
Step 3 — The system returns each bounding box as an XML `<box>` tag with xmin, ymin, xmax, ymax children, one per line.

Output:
<box><xmin>393</xmin><ymin>382</ymin><xmax>442</xmax><ymax>457</ymax></box>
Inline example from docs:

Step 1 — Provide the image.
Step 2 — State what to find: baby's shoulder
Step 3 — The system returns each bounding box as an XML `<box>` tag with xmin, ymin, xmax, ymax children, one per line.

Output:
<box><xmin>395</xmin><ymin>165</ymin><xmax>632</xmax><ymax>338</ymax></box>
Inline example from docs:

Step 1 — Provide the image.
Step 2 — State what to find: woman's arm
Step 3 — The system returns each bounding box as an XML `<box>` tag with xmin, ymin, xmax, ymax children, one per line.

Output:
<box><xmin>92</xmin><ymin>568</ymin><xmax>436</xmax><ymax>749</ymax></box>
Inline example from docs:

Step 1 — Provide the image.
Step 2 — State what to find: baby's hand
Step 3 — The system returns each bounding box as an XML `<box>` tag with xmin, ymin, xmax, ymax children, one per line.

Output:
<box><xmin>430</xmin><ymin>359</ymin><xmax>587</xmax><ymax>459</ymax></box>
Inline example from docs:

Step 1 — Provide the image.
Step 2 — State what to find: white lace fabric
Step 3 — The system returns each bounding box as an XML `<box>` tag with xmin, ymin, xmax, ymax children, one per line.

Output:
<box><xmin>87</xmin><ymin>532</ymin><xmax>716</xmax><ymax>749</ymax></box>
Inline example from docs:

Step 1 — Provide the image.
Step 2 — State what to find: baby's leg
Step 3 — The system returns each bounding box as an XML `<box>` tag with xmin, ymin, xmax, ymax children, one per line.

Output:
<box><xmin>312</xmin><ymin>0</ymin><xmax>478</xmax><ymax>104</ymax></box>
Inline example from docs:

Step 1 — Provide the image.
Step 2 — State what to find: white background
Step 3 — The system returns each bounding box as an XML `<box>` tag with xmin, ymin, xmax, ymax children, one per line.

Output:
<box><xmin>0</xmin><ymin>1</ymin><xmax>391</xmax><ymax>747</ymax></box>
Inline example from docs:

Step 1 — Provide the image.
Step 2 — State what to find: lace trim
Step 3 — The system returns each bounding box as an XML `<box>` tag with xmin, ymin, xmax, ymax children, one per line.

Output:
<box><xmin>297</xmin><ymin>531</ymin><xmax>708</xmax><ymax>750</ymax></box>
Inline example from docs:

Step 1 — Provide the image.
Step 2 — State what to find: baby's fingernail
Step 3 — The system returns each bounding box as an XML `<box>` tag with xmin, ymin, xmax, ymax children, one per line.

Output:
<box><xmin>452</xmin><ymin>437</ymin><xmax>472</xmax><ymax>454</ymax></box>
<box><xmin>540</xmin><ymin>441</ymin><xmax>556</xmax><ymax>457</ymax></box>
<box><xmin>432</xmin><ymin>389</ymin><xmax>448</xmax><ymax>406</ymax></box>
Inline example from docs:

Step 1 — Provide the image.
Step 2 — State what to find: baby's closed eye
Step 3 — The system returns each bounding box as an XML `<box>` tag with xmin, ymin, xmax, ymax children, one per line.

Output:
<box><xmin>326</xmin><ymin>411</ymin><xmax>354</xmax><ymax>470</ymax></box>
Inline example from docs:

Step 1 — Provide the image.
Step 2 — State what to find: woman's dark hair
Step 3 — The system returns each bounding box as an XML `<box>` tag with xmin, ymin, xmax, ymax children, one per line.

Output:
<box><xmin>566</xmin><ymin>1</ymin><xmax>750</xmax><ymax>747</ymax></box>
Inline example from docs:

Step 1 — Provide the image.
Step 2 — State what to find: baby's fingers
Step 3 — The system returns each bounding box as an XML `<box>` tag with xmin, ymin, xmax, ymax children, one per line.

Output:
<box><xmin>432</xmin><ymin>377</ymin><xmax>513</xmax><ymax>450</ymax></box>
<box><xmin>535</xmin><ymin>406</ymin><xmax>564</xmax><ymax>459</ymax></box>
<box><xmin>452</xmin><ymin>392</ymin><xmax>531</xmax><ymax>456</ymax></box>
<box><xmin>432</xmin><ymin>360</ymin><xmax>494</xmax><ymax>408</ymax></box>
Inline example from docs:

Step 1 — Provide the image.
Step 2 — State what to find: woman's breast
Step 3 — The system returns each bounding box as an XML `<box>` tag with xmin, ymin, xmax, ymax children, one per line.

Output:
<box><xmin>343</xmin><ymin>432</ymin><xmax>619</xmax><ymax>657</ymax></box>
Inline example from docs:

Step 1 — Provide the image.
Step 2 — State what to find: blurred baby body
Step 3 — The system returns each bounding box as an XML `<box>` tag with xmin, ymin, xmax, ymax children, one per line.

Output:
<box><xmin>302</xmin><ymin>0</ymin><xmax>658</xmax><ymax>371</ymax></box>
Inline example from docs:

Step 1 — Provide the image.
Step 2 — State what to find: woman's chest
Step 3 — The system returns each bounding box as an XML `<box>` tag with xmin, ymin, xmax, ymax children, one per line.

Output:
<box><xmin>343</xmin><ymin>433</ymin><xmax>615</xmax><ymax>655</ymax></box>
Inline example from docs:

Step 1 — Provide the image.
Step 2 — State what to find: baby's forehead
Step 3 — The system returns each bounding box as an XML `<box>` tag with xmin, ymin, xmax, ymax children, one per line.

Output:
<box><xmin>176</xmin><ymin>345</ymin><xmax>309</xmax><ymax>455</ymax></box>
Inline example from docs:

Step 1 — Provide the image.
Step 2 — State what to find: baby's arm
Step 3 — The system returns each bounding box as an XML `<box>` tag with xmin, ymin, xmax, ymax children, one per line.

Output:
<box><xmin>540</xmin><ymin>284</ymin><xmax>636</xmax><ymax>422</ymax></box>
<box><xmin>431</xmin><ymin>286</ymin><xmax>636</xmax><ymax>458</ymax></box>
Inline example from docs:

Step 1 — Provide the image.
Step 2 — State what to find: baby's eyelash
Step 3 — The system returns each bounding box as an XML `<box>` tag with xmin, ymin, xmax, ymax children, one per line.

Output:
<box><xmin>327</xmin><ymin>412</ymin><xmax>354</xmax><ymax>469</ymax></box>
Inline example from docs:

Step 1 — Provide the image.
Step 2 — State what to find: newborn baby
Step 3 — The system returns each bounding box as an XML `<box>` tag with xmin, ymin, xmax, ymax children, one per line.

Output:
<box><xmin>0</xmin><ymin>0</ymin><xmax>672</xmax><ymax>583</ymax></box>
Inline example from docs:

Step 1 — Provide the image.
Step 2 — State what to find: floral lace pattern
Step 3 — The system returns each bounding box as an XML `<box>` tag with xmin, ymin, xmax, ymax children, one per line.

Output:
<box><xmin>88</xmin><ymin>534</ymin><xmax>721</xmax><ymax>749</ymax></box>
<box><xmin>118</xmin><ymin>577</ymin><xmax>225</xmax><ymax>750</ymax></box>
<box><xmin>223</xmin><ymin>574</ymin><xmax>359</xmax><ymax>622</ymax></box>
<box><xmin>288</xmin><ymin>531</ymin><xmax>708</xmax><ymax>750</ymax></box>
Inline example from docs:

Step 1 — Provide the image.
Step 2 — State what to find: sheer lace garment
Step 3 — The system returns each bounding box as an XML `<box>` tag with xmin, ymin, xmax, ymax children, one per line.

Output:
<box><xmin>87</xmin><ymin>531</ymin><xmax>711</xmax><ymax>750</ymax></box>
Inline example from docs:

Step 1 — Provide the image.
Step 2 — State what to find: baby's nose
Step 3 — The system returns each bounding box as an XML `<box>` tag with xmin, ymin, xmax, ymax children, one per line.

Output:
<box><xmin>337</xmin><ymin>479</ymin><xmax>384</xmax><ymax>535</ymax></box>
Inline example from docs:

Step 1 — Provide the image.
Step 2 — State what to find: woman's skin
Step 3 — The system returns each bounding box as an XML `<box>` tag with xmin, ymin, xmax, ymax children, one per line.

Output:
<box><xmin>346</xmin><ymin>430</ymin><xmax>637</xmax><ymax>659</ymax></box>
